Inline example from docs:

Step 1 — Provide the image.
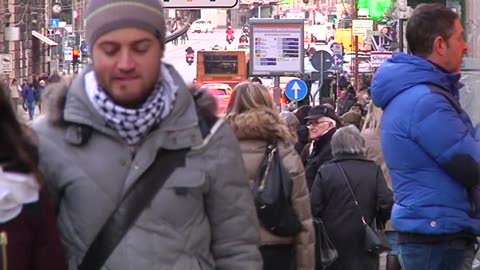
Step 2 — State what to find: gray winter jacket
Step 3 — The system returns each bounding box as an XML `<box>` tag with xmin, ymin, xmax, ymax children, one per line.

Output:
<box><xmin>33</xmin><ymin>65</ymin><xmax>262</xmax><ymax>270</ymax></box>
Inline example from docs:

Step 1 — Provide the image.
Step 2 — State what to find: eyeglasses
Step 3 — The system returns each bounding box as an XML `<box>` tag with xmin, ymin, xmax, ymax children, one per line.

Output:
<box><xmin>307</xmin><ymin>120</ymin><xmax>331</xmax><ymax>128</ymax></box>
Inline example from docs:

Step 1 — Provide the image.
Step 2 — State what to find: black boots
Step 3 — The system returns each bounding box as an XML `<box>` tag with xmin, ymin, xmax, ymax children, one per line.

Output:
<box><xmin>386</xmin><ymin>254</ymin><xmax>401</xmax><ymax>270</ymax></box>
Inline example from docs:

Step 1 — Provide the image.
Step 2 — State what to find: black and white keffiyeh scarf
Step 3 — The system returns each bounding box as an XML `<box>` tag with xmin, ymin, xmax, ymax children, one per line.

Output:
<box><xmin>85</xmin><ymin>64</ymin><xmax>177</xmax><ymax>145</ymax></box>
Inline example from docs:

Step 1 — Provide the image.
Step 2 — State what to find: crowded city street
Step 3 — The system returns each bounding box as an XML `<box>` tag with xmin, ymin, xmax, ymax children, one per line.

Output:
<box><xmin>1</xmin><ymin>0</ymin><xmax>480</xmax><ymax>270</ymax></box>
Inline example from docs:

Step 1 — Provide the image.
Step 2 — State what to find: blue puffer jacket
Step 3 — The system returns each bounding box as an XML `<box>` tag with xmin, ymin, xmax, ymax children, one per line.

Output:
<box><xmin>371</xmin><ymin>52</ymin><xmax>480</xmax><ymax>235</ymax></box>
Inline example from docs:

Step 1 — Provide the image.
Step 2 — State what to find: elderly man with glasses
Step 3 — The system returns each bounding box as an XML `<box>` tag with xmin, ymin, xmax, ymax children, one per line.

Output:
<box><xmin>303</xmin><ymin>105</ymin><xmax>341</xmax><ymax>189</ymax></box>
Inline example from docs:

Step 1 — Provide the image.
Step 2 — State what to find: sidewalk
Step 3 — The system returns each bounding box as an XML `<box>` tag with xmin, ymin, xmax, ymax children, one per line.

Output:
<box><xmin>14</xmin><ymin>103</ymin><xmax>44</xmax><ymax>124</ymax></box>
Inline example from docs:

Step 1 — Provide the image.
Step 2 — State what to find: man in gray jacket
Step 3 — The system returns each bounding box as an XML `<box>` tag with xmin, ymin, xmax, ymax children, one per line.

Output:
<box><xmin>33</xmin><ymin>0</ymin><xmax>262</xmax><ymax>269</ymax></box>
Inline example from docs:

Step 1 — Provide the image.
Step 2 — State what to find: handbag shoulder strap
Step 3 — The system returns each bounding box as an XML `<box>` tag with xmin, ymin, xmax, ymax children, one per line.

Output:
<box><xmin>335</xmin><ymin>163</ymin><xmax>368</xmax><ymax>225</ymax></box>
<box><xmin>256</xmin><ymin>143</ymin><xmax>276</xmax><ymax>188</ymax></box>
<box><xmin>79</xmin><ymin>148</ymin><xmax>188</xmax><ymax>270</ymax></box>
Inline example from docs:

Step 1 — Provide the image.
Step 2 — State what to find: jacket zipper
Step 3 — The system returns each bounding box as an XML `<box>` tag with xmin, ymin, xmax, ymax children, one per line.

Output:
<box><xmin>0</xmin><ymin>231</ymin><xmax>7</xmax><ymax>270</ymax></box>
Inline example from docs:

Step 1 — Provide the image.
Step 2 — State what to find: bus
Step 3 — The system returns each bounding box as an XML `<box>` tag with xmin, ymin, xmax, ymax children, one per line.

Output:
<box><xmin>196</xmin><ymin>50</ymin><xmax>249</xmax><ymax>88</ymax></box>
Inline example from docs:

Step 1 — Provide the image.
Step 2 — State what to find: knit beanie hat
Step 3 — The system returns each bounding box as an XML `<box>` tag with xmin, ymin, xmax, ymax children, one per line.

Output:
<box><xmin>85</xmin><ymin>0</ymin><xmax>166</xmax><ymax>51</ymax></box>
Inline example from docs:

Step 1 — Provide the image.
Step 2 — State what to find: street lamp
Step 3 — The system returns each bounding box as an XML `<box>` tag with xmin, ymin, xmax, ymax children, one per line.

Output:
<box><xmin>31</xmin><ymin>12</ymin><xmax>38</xmax><ymax>25</ymax></box>
<box><xmin>4</xmin><ymin>9</ymin><xmax>12</xmax><ymax>27</ymax></box>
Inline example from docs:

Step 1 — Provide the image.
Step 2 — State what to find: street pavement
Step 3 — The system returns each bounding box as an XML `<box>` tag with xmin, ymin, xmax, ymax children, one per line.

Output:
<box><xmin>16</xmin><ymin>102</ymin><xmax>44</xmax><ymax>124</ymax></box>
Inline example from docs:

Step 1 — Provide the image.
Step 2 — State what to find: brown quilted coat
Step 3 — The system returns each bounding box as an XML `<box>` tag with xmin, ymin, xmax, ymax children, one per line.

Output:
<box><xmin>228</xmin><ymin>109</ymin><xmax>315</xmax><ymax>270</ymax></box>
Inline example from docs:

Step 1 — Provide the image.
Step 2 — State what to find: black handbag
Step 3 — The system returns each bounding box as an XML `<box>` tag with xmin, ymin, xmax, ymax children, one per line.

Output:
<box><xmin>253</xmin><ymin>144</ymin><xmax>302</xmax><ymax>237</ymax></box>
<box><xmin>313</xmin><ymin>218</ymin><xmax>338</xmax><ymax>269</ymax></box>
<box><xmin>335</xmin><ymin>163</ymin><xmax>391</xmax><ymax>255</ymax></box>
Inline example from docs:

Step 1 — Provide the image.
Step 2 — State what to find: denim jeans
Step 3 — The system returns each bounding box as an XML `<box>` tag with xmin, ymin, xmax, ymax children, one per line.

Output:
<box><xmin>27</xmin><ymin>101</ymin><xmax>35</xmax><ymax>120</ymax></box>
<box><xmin>386</xmin><ymin>231</ymin><xmax>399</xmax><ymax>256</ymax></box>
<box><xmin>399</xmin><ymin>238</ymin><xmax>475</xmax><ymax>270</ymax></box>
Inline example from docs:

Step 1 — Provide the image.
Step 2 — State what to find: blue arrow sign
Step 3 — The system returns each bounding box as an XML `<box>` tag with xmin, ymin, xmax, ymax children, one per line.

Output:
<box><xmin>333</xmin><ymin>53</ymin><xmax>343</xmax><ymax>65</ymax></box>
<box><xmin>50</xmin><ymin>18</ymin><xmax>60</xmax><ymax>28</ymax></box>
<box><xmin>285</xmin><ymin>79</ymin><xmax>308</xmax><ymax>102</ymax></box>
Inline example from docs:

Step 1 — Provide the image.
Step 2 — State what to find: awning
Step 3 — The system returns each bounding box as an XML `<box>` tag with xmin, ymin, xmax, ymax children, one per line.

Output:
<box><xmin>32</xmin><ymin>30</ymin><xmax>58</xmax><ymax>46</ymax></box>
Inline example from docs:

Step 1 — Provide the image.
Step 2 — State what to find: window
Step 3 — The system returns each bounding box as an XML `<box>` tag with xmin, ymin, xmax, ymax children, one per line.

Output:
<box><xmin>204</xmin><ymin>54</ymin><xmax>239</xmax><ymax>75</ymax></box>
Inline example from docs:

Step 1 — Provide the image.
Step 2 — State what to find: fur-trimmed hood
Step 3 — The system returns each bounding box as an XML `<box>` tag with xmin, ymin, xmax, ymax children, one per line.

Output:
<box><xmin>227</xmin><ymin>109</ymin><xmax>296</xmax><ymax>144</ymax></box>
<box><xmin>42</xmin><ymin>80</ymin><xmax>70</xmax><ymax>126</ymax></box>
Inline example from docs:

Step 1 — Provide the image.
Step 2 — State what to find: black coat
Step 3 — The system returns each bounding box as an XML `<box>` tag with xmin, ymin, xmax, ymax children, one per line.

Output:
<box><xmin>294</xmin><ymin>124</ymin><xmax>309</xmax><ymax>155</ymax></box>
<box><xmin>310</xmin><ymin>156</ymin><xmax>393</xmax><ymax>270</ymax></box>
<box><xmin>304</xmin><ymin>128</ymin><xmax>335</xmax><ymax>190</ymax></box>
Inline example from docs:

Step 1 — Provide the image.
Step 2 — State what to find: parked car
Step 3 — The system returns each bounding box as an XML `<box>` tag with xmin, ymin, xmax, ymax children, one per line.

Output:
<box><xmin>191</xmin><ymin>19</ymin><xmax>214</xmax><ymax>33</ymax></box>
<box><xmin>200</xmin><ymin>83</ymin><xmax>233</xmax><ymax>115</ymax></box>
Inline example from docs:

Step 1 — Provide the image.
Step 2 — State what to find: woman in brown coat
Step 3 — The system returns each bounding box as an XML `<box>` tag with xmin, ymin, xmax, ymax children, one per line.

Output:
<box><xmin>227</xmin><ymin>82</ymin><xmax>315</xmax><ymax>270</ymax></box>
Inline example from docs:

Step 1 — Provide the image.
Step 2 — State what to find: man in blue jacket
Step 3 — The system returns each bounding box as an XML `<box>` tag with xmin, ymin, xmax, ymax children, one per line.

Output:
<box><xmin>371</xmin><ymin>4</ymin><xmax>480</xmax><ymax>269</ymax></box>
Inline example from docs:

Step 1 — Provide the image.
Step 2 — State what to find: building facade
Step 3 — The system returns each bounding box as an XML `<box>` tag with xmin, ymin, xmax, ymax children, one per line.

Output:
<box><xmin>1</xmin><ymin>0</ymin><xmax>52</xmax><ymax>82</ymax></box>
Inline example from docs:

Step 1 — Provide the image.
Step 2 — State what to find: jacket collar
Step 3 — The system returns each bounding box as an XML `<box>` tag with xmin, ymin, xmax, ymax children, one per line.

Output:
<box><xmin>330</xmin><ymin>154</ymin><xmax>368</xmax><ymax>162</ymax></box>
<box><xmin>427</xmin><ymin>60</ymin><xmax>463</xmax><ymax>99</ymax></box>
<box><xmin>313</xmin><ymin>127</ymin><xmax>336</xmax><ymax>146</ymax></box>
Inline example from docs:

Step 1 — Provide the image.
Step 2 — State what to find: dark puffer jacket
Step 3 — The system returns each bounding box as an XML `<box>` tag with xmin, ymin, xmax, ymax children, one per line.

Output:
<box><xmin>310</xmin><ymin>156</ymin><xmax>393</xmax><ymax>270</ymax></box>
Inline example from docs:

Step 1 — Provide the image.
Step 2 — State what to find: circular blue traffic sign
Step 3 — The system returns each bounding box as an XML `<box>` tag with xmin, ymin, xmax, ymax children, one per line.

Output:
<box><xmin>285</xmin><ymin>79</ymin><xmax>308</xmax><ymax>102</ymax></box>
<box><xmin>330</xmin><ymin>42</ymin><xmax>343</xmax><ymax>54</ymax></box>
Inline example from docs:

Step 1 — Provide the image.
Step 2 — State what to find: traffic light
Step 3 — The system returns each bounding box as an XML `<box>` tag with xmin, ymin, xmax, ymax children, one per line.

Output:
<box><xmin>72</xmin><ymin>48</ymin><xmax>80</xmax><ymax>65</ymax></box>
<box><xmin>328</xmin><ymin>14</ymin><xmax>338</xmax><ymax>23</ymax></box>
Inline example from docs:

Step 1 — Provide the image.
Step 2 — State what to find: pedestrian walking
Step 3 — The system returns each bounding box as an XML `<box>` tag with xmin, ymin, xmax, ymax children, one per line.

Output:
<box><xmin>293</xmin><ymin>105</ymin><xmax>311</xmax><ymax>157</ymax></box>
<box><xmin>279</xmin><ymin>111</ymin><xmax>301</xmax><ymax>141</ymax></box>
<box><xmin>47</xmin><ymin>70</ymin><xmax>62</xmax><ymax>84</ymax></box>
<box><xmin>21</xmin><ymin>83</ymin><xmax>37</xmax><ymax>120</ymax></box>
<box><xmin>0</xmin><ymin>84</ymin><xmax>66</xmax><ymax>270</ymax></box>
<box><xmin>32</xmin><ymin>0</ymin><xmax>262</xmax><ymax>269</ymax></box>
<box><xmin>226</xmin><ymin>82</ymin><xmax>315</xmax><ymax>270</ymax></box>
<box><xmin>310</xmin><ymin>125</ymin><xmax>394</xmax><ymax>270</ymax></box>
<box><xmin>180</xmin><ymin>30</ymin><xmax>187</xmax><ymax>45</ymax></box>
<box><xmin>303</xmin><ymin>105</ymin><xmax>340</xmax><ymax>190</ymax></box>
<box><xmin>371</xmin><ymin>4</ymin><xmax>480</xmax><ymax>269</ymax></box>
<box><xmin>336</xmin><ymin>88</ymin><xmax>356</xmax><ymax>116</ymax></box>
<box><xmin>37</xmin><ymin>80</ymin><xmax>45</xmax><ymax>113</ymax></box>
<box><xmin>9</xmin><ymin>78</ymin><xmax>21</xmax><ymax>113</ymax></box>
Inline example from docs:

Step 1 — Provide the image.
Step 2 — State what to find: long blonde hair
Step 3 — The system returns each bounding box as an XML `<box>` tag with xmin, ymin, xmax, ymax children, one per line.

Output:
<box><xmin>226</xmin><ymin>81</ymin><xmax>275</xmax><ymax>115</ymax></box>
<box><xmin>362</xmin><ymin>102</ymin><xmax>383</xmax><ymax>131</ymax></box>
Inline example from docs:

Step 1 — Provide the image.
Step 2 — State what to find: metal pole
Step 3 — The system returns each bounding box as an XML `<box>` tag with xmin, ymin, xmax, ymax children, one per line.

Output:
<box><xmin>312</xmin><ymin>59</ymin><xmax>324</xmax><ymax>106</ymax></box>
<box><xmin>72</xmin><ymin>0</ymin><xmax>75</xmax><ymax>39</ymax></box>
<box><xmin>353</xmin><ymin>0</ymin><xmax>359</xmax><ymax>92</ymax></box>
<box><xmin>273</xmin><ymin>76</ymin><xmax>281</xmax><ymax>111</ymax></box>
<box><xmin>258</xmin><ymin>4</ymin><xmax>261</xmax><ymax>18</ymax></box>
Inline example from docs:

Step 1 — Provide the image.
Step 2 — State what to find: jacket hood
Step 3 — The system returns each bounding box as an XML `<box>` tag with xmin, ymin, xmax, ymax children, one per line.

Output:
<box><xmin>371</xmin><ymin>52</ymin><xmax>463</xmax><ymax>109</ymax></box>
<box><xmin>228</xmin><ymin>109</ymin><xmax>296</xmax><ymax>144</ymax></box>
<box><xmin>42</xmin><ymin>80</ymin><xmax>70</xmax><ymax>126</ymax></box>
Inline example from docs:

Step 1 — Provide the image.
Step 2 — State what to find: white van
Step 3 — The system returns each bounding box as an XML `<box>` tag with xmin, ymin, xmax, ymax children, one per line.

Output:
<box><xmin>190</xmin><ymin>19</ymin><xmax>214</xmax><ymax>33</ymax></box>
<box><xmin>309</xmin><ymin>24</ymin><xmax>329</xmax><ymax>44</ymax></box>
